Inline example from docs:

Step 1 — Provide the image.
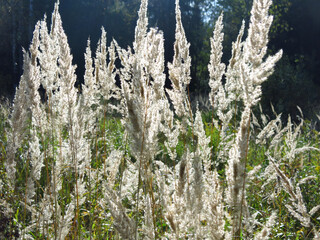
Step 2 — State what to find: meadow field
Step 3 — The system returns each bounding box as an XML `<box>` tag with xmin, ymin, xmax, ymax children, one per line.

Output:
<box><xmin>0</xmin><ymin>0</ymin><xmax>319</xmax><ymax>239</ymax></box>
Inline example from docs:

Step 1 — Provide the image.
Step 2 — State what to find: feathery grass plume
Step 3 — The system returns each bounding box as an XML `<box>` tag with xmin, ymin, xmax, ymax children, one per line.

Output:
<box><xmin>6</xmin><ymin>58</ymin><xmax>30</xmax><ymax>187</ymax></box>
<box><xmin>209</xmin><ymin>22</ymin><xmax>245</xmax><ymax>167</ymax></box>
<box><xmin>141</xmin><ymin>194</ymin><xmax>155</xmax><ymax>239</ymax></box>
<box><xmin>262</xmin><ymin>116</ymin><xmax>319</xmax><ymax>195</ymax></box>
<box><xmin>225</xmin><ymin>105</ymin><xmax>251</xmax><ymax>236</ymax></box>
<box><xmin>221</xmin><ymin>0</ymin><xmax>282</xmax><ymax>237</ymax></box>
<box><xmin>269</xmin><ymin>156</ymin><xmax>311</xmax><ymax>227</ymax></box>
<box><xmin>209</xmin><ymin>17</ymin><xmax>243</xmax><ymax>135</ymax></box>
<box><xmin>160</xmin><ymin>149</ymin><xmax>193</xmax><ymax>238</ymax></box>
<box><xmin>207</xmin><ymin>17</ymin><xmax>234</xmax><ymax>165</ymax></box>
<box><xmin>119</xmin><ymin>158</ymin><xmax>140</xmax><ymax>204</ymax></box>
<box><xmin>256</xmin><ymin>112</ymin><xmax>282</xmax><ymax>145</ymax></box>
<box><xmin>51</xmin><ymin>2</ymin><xmax>91</xmax><ymax>236</ymax></box>
<box><xmin>156</xmin><ymin>116</ymin><xmax>224</xmax><ymax>239</ymax></box>
<box><xmin>20</xmin><ymin>24</ymin><xmax>45</xmax><ymax>207</ymax></box>
<box><xmin>103</xmin><ymin>183</ymin><xmax>136</xmax><ymax>239</ymax></box>
<box><xmin>261</xmin><ymin>115</ymin><xmax>320</xmax><ymax>237</ymax></box>
<box><xmin>191</xmin><ymin>110</ymin><xmax>206</xmax><ymax>226</ymax></box>
<box><xmin>167</xmin><ymin>0</ymin><xmax>193</xmax><ymax>127</ymax></box>
<box><xmin>3</xmin><ymin>43</ymin><xmax>40</xmax><ymax>236</ymax></box>
<box><xmin>38</xmin><ymin>6</ymin><xmax>60</xmax><ymax>116</ymax></box>
<box><xmin>133</xmin><ymin>0</ymin><xmax>148</xmax><ymax>52</ymax></box>
<box><xmin>156</xmin><ymin>0</ymin><xmax>283</xmax><ymax>237</ymax></box>
<box><xmin>156</xmin><ymin>155</ymin><xmax>188</xmax><ymax>238</ymax></box>
<box><xmin>241</xmin><ymin>0</ymin><xmax>282</xmax><ymax>108</ymax></box>
<box><xmin>117</xmin><ymin>0</ymin><xmax>160</xmax><ymax>161</ymax></box>
<box><xmin>208</xmin><ymin>13</ymin><xmax>225</xmax><ymax>111</ymax></box>
<box><xmin>6</xmin><ymin>27</ymin><xmax>43</xmax><ymax>234</ymax></box>
<box><xmin>95</xmin><ymin>28</ymin><xmax>108</xmax><ymax>97</ymax></box>
<box><xmin>156</xmin><ymin>6</ymin><xmax>195</xmax><ymax>226</ymax></box>
<box><xmin>54</xmin><ymin>3</ymin><xmax>78</xmax><ymax>126</ymax></box>
<box><xmin>194</xmin><ymin>109</ymin><xmax>211</xmax><ymax>167</ymax></box>
<box><xmin>253</xmin><ymin>212</ymin><xmax>277</xmax><ymax>240</ymax></box>
<box><xmin>57</xmin><ymin>200</ymin><xmax>76</xmax><ymax>239</ymax></box>
<box><xmin>27</xmin><ymin>22</ymin><xmax>43</xmax><ymax>129</ymax></box>
<box><xmin>94</xmin><ymin>28</ymin><xmax>120</xmax><ymax>113</ymax></box>
<box><xmin>112</xmin><ymin>0</ymin><xmax>168</xmax><ymax>237</ymax></box>
<box><xmin>21</xmin><ymin>2</ymin><xmax>61</xmax><ymax>237</ymax></box>
<box><xmin>193</xmin><ymin>110</ymin><xmax>226</xmax><ymax>238</ymax></box>
<box><xmin>101</xmin><ymin>154</ymin><xmax>136</xmax><ymax>240</ymax></box>
<box><xmin>81</xmin><ymin>43</ymin><xmax>102</xmax><ymax>220</ymax></box>
<box><xmin>82</xmin><ymin>34</ymin><xmax>119</xmax><ymax>220</ymax></box>
<box><xmin>123</xmin><ymin>10</ymin><xmax>165</xmax><ymax>165</ymax></box>
<box><xmin>245</xmin><ymin>0</ymin><xmax>274</xmax><ymax>68</ymax></box>
<box><xmin>6</xmin><ymin>19</ymin><xmax>43</xmax><ymax>191</ymax></box>
<box><xmin>19</xmin><ymin>1</ymin><xmax>89</xmax><ymax>237</ymax></box>
<box><xmin>102</xmin><ymin>149</ymin><xmax>123</xmax><ymax>186</ymax></box>
<box><xmin>225</xmin><ymin>21</ymin><xmax>245</xmax><ymax>105</ymax></box>
<box><xmin>119</xmin><ymin>29</ymin><xmax>164</xmax><ymax>167</ymax></box>
<box><xmin>83</xmin><ymin>39</ymin><xmax>95</xmax><ymax>102</ymax></box>
<box><xmin>282</xmin><ymin>116</ymin><xmax>319</xmax><ymax>164</ymax></box>
<box><xmin>82</xmin><ymin>38</ymin><xmax>99</xmax><ymax>133</ymax></box>
<box><xmin>155</xmin><ymin>112</ymin><xmax>219</xmax><ymax>238</ymax></box>
<box><xmin>207</xmin><ymin>171</ymin><xmax>226</xmax><ymax>239</ymax></box>
<box><xmin>26</xmin><ymin>23</ymin><xmax>44</xmax><ymax>186</ymax></box>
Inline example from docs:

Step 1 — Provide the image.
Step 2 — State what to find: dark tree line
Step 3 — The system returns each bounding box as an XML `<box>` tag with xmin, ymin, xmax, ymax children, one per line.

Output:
<box><xmin>0</xmin><ymin>0</ymin><xmax>319</xmax><ymax>120</ymax></box>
